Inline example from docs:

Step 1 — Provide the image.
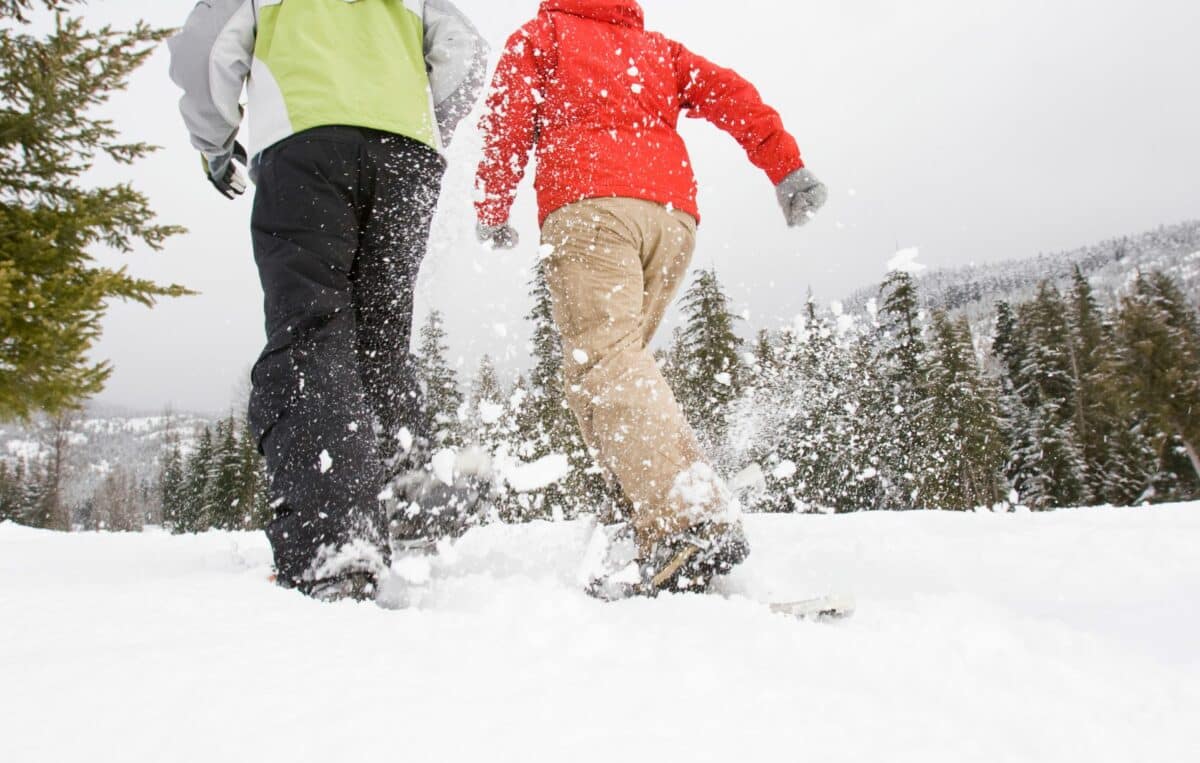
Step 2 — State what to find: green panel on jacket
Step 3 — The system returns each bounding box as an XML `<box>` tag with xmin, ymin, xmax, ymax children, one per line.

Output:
<box><xmin>256</xmin><ymin>0</ymin><xmax>437</xmax><ymax>149</ymax></box>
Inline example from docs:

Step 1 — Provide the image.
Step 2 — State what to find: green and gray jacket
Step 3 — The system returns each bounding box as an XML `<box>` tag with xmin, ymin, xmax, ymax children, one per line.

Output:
<box><xmin>168</xmin><ymin>0</ymin><xmax>488</xmax><ymax>165</ymax></box>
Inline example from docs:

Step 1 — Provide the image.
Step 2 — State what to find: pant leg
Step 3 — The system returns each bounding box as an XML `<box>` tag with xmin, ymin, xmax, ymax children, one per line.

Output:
<box><xmin>639</xmin><ymin>209</ymin><xmax>697</xmax><ymax>346</ymax></box>
<box><xmin>352</xmin><ymin>135</ymin><xmax>446</xmax><ymax>470</ymax></box>
<box><xmin>248</xmin><ymin>129</ymin><xmax>390</xmax><ymax>586</ymax></box>
<box><xmin>541</xmin><ymin>198</ymin><xmax>718</xmax><ymax>553</ymax></box>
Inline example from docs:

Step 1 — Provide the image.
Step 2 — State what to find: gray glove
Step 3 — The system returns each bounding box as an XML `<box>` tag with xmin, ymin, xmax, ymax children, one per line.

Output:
<box><xmin>775</xmin><ymin>168</ymin><xmax>828</xmax><ymax>227</ymax></box>
<box><xmin>202</xmin><ymin>141</ymin><xmax>248</xmax><ymax>200</ymax></box>
<box><xmin>476</xmin><ymin>222</ymin><xmax>519</xmax><ymax>250</ymax></box>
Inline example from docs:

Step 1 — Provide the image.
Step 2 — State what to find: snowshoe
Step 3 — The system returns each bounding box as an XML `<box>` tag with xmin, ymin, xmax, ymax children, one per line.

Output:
<box><xmin>584</xmin><ymin>520</ymin><xmax>751</xmax><ymax>601</ymax></box>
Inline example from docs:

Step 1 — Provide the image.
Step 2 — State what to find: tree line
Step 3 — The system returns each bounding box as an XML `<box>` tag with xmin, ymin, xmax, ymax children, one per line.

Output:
<box><xmin>3</xmin><ymin>263</ymin><xmax>1196</xmax><ymax>533</ymax></box>
<box><xmin>720</xmin><ymin>266</ymin><xmax>1199</xmax><ymax>512</ymax></box>
<box><xmin>0</xmin><ymin>414</ymin><xmax>270</xmax><ymax>533</ymax></box>
<box><xmin>423</xmin><ymin>263</ymin><xmax>1199</xmax><ymax>517</ymax></box>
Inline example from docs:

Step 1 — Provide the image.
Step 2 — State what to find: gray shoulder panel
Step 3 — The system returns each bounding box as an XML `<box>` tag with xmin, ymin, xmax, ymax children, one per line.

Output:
<box><xmin>167</xmin><ymin>0</ymin><xmax>256</xmax><ymax>157</ymax></box>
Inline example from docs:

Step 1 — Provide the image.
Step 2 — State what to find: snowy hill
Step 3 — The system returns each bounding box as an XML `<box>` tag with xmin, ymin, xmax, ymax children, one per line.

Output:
<box><xmin>2</xmin><ymin>506</ymin><xmax>1197</xmax><ymax>762</ymax></box>
<box><xmin>0</xmin><ymin>412</ymin><xmax>209</xmax><ymax>503</ymax></box>
<box><xmin>845</xmin><ymin>220</ymin><xmax>1200</xmax><ymax>320</ymax></box>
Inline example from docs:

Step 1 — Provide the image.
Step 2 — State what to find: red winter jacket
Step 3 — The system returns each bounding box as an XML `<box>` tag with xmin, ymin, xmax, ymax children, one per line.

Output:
<box><xmin>475</xmin><ymin>0</ymin><xmax>806</xmax><ymax>228</ymax></box>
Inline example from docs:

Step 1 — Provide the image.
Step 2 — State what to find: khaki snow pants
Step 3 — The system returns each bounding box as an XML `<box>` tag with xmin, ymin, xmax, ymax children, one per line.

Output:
<box><xmin>541</xmin><ymin>197</ymin><xmax>723</xmax><ymax>552</ymax></box>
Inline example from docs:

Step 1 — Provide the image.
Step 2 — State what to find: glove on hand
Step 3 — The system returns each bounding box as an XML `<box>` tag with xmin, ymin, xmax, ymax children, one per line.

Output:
<box><xmin>775</xmin><ymin>168</ymin><xmax>828</xmax><ymax>227</ymax></box>
<box><xmin>476</xmin><ymin>222</ymin><xmax>520</xmax><ymax>250</ymax></box>
<box><xmin>203</xmin><ymin>141</ymin><xmax>249</xmax><ymax>200</ymax></box>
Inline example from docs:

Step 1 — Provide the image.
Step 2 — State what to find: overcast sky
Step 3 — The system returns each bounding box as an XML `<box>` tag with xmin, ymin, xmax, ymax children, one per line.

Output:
<box><xmin>79</xmin><ymin>0</ymin><xmax>1200</xmax><ymax>414</ymax></box>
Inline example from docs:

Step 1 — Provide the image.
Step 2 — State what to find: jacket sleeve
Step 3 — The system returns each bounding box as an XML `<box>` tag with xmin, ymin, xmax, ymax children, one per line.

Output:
<box><xmin>423</xmin><ymin>0</ymin><xmax>489</xmax><ymax>147</ymax></box>
<box><xmin>670</xmin><ymin>40</ymin><xmax>804</xmax><ymax>185</ymax></box>
<box><xmin>474</xmin><ymin>20</ymin><xmax>550</xmax><ymax>227</ymax></box>
<box><xmin>167</xmin><ymin>0</ymin><xmax>256</xmax><ymax>159</ymax></box>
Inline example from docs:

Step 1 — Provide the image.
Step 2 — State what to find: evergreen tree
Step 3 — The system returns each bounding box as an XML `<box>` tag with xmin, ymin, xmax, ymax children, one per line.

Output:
<box><xmin>236</xmin><ymin>418</ymin><xmax>271</xmax><ymax>530</ymax></box>
<box><xmin>177</xmin><ymin>427</ymin><xmax>214</xmax><ymax>533</ymax></box>
<box><xmin>878</xmin><ymin>271</ymin><xmax>926</xmax><ymax>381</ymax></box>
<box><xmin>20</xmin><ymin>458</ymin><xmax>48</xmax><ymax>528</ymax></box>
<box><xmin>203</xmin><ymin>417</ymin><xmax>242</xmax><ymax>530</ymax></box>
<box><xmin>158</xmin><ymin>440</ymin><xmax>185</xmax><ymax>531</ymax></box>
<box><xmin>467</xmin><ymin>354</ymin><xmax>504</xmax><ymax>448</ymax></box>
<box><xmin>919</xmin><ymin>313</ymin><xmax>1005</xmax><ymax>509</ymax></box>
<box><xmin>992</xmin><ymin>300</ymin><xmax>1021</xmax><ymax>385</ymax></box>
<box><xmin>1096</xmin><ymin>411</ymin><xmax>1157</xmax><ymax>506</ymax></box>
<box><xmin>753</xmin><ymin>302</ymin><xmax>848</xmax><ymax>512</ymax></box>
<box><xmin>0</xmin><ymin>1</ymin><xmax>188</xmax><ymax>418</ymax></box>
<box><xmin>1111</xmin><ymin>272</ymin><xmax>1200</xmax><ymax>497</ymax></box>
<box><xmin>744</xmin><ymin>327</ymin><xmax>780</xmax><ymax>392</ymax></box>
<box><xmin>675</xmin><ymin>268</ymin><xmax>746</xmax><ymax>444</ymax></box>
<box><xmin>991</xmin><ymin>299</ymin><xmax>1025</xmax><ymax>502</ymax></box>
<box><xmin>470</xmin><ymin>355</ymin><xmax>503</xmax><ymax>409</ymax></box>
<box><xmin>660</xmin><ymin>326</ymin><xmax>689</xmax><ymax>393</ymax></box>
<box><xmin>521</xmin><ymin>266</ymin><xmax>573</xmax><ymax>454</ymax></box>
<box><xmin>1008</xmin><ymin>283</ymin><xmax>1087</xmax><ymax>509</ymax></box>
<box><xmin>876</xmin><ymin>271</ymin><xmax>928</xmax><ymax>505</ymax></box>
<box><xmin>416</xmin><ymin>310</ymin><xmax>464</xmax><ymax>447</ymax></box>
<box><xmin>835</xmin><ymin>331</ymin><xmax>892</xmax><ymax>510</ymax></box>
<box><xmin>0</xmin><ymin>459</ymin><xmax>21</xmax><ymax>522</ymax></box>
<box><xmin>1065</xmin><ymin>266</ymin><xmax>1113</xmax><ymax>502</ymax></box>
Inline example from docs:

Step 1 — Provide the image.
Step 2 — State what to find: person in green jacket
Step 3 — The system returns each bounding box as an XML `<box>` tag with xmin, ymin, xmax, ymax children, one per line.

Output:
<box><xmin>168</xmin><ymin>0</ymin><xmax>488</xmax><ymax>602</ymax></box>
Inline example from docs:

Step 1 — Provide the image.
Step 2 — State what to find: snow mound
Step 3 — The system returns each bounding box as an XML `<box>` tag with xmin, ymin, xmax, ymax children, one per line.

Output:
<box><xmin>1</xmin><ymin>504</ymin><xmax>1198</xmax><ymax>762</ymax></box>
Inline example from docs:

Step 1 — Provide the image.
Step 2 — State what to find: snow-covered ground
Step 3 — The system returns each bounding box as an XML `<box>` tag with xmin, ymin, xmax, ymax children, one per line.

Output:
<box><xmin>2</xmin><ymin>505</ymin><xmax>1198</xmax><ymax>762</ymax></box>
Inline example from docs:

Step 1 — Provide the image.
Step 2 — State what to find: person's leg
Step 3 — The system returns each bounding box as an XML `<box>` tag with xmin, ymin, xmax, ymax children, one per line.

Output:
<box><xmin>354</xmin><ymin>134</ymin><xmax>479</xmax><ymax>544</ymax></box>
<box><xmin>540</xmin><ymin>202</ymin><xmax>637</xmax><ymax>459</ymax></box>
<box><xmin>352</xmin><ymin>134</ymin><xmax>446</xmax><ymax>470</ymax></box>
<box><xmin>247</xmin><ymin>129</ymin><xmax>390</xmax><ymax>591</ymax></box>
<box><xmin>541</xmin><ymin>198</ymin><xmax>719</xmax><ymax>555</ymax></box>
<box><xmin>638</xmin><ymin>208</ymin><xmax>697</xmax><ymax>346</ymax></box>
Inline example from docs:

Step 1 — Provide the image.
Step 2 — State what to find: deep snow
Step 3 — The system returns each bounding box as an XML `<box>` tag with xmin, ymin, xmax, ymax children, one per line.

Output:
<box><xmin>2</xmin><ymin>505</ymin><xmax>1198</xmax><ymax>762</ymax></box>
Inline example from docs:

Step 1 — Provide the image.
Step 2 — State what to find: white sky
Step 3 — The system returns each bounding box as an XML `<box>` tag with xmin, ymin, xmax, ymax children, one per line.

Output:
<box><xmin>80</xmin><ymin>0</ymin><xmax>1200</xmax><ymax>414</ymax></box>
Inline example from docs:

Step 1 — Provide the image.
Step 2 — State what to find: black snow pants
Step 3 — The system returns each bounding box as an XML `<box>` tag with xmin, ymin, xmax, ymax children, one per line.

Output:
<box><xmin>247</xmin><ymin>126</ymin><xmax>445</xmax><ymax>586</ymax></box>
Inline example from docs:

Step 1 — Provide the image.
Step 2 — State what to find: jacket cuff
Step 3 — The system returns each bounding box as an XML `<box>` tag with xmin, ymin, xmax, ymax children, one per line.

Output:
<box><xmin>476</xmin><ymin>203</ymin><xmax>511</xmax><ymax>229</ymax></box>
<box><xmin>768</xmin><ymin>158</ymin><xmax>806</xmax><ymax>187</ymax></box>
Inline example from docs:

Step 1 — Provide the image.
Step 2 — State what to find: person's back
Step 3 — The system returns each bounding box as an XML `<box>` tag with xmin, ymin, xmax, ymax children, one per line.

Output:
<box><xmin>477</xmin><ymin>0</ymin><xmax>818</xmax><ymax>230</ymax></box>
<box><xmin>243</xmin><ymin>0</ymin><xmax>440</xmax><ymax>155</ymax></box>
<box><xmin>523</xmin><ymin>1</ymin><xmax>695</xmax><ymax>221</ymax></box>
<box><xmin>170</xmin><ymin>0</ymin><xmax>487</xmax><ymax>170</ymax></box>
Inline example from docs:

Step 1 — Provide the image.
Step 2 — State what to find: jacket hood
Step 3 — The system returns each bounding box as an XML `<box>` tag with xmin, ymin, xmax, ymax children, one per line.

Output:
<box><xmin>540</xmin><ymin>0</ymin><xmax>644</xmax><ymax>29</ymax></box>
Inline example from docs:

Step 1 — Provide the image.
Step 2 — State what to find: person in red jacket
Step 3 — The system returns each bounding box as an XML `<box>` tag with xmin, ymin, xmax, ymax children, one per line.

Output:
<box><xmin>475</xmin><ymin>0</ymin><xmax>826</xmax><ymax>598</ymax></box>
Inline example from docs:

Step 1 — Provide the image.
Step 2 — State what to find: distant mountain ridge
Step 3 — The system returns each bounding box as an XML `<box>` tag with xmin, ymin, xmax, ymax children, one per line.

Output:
<box><xmin>845</xmin><ymin>220</ymin><xmax>1200</xmax><ymax>321</ymax></box>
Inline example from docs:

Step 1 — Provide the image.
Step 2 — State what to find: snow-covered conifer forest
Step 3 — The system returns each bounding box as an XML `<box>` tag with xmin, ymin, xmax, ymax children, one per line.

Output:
<box><xmin>4</xmin><ymin>221</ymin><xmax>1198</xmax><ymax>529</ymax></box>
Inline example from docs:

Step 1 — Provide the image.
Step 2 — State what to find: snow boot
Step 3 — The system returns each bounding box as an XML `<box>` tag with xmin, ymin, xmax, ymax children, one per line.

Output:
<box><xmin>306</xmin><ymin>571</ymin><xmax>378</xmax><ymax>603</ymax></box>
<box><xmin>276</xmin><ymin>538</ymin><xmax>389</xmax><ymax>603</ymax></box>
<box><xmin>641</xmin><ymin>521</ymin><xmax>751</xmax><ymax>594</ymax></box>
<box><xmin>385</xmin><ymin>446</ymin><xmax>491</xmax><ymax>552</ymax></box>
<box><xmin>585</xmin><ymin>520</ymin><xmax>750</xmax><ymax>600</ymax></box>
